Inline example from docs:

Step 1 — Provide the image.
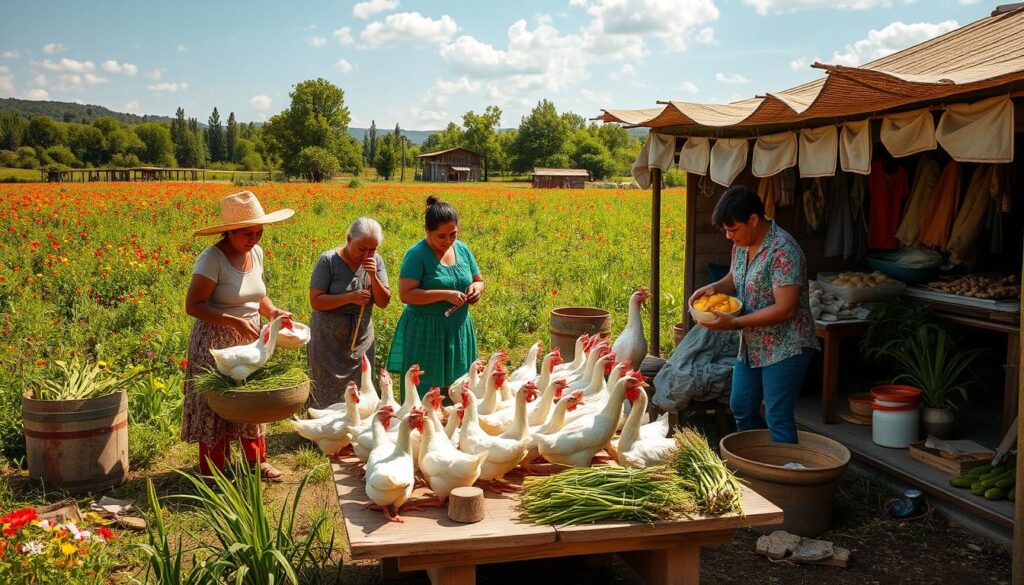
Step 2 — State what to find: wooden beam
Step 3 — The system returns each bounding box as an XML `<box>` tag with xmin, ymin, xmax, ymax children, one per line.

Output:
<box><xmin>1015</xmin><ymin>248</ymin><xmax>1023</xmax><ymax>585</ymax></box>
<box><xmin>651</xmin><ymin>167</ymin><xmax>662</xmax><ymax>356</ymax></box>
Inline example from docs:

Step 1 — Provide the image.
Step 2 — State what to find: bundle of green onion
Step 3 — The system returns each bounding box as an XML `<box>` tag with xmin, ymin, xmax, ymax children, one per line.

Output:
<box><xmin>668</xmin><ymin>428</ymin><xmax>744</xmax><ymax>517</ymax></box>
<box><xmin>194</xmin><ymin>362</ymin><xmax>309</xmax><ymax>394</ymax></box>
<box><xmin>517</xmin><ymin>465</ymin><xmax>696</xmax><ymax>526</ymax></box>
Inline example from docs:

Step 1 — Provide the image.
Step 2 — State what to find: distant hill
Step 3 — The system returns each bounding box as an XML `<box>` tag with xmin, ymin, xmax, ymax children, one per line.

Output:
<box><xmin>0</xmin><ymin>98</ymin><xmax>177</xmax><ymax>126</ymax></box>
<box><xmin>346</xmin><ymin>127</ymin><xmax>439</xmax><ymax>146</ymax></box>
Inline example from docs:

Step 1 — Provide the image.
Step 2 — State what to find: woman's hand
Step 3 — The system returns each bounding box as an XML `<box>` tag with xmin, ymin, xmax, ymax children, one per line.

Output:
<box><xmin>361</xmin><ymin>256</ymin><xmax>378</xmax><ymax>277</ymax></box>
<box><xmin>347</xmin><ymin>289</ymin><xmax>373</xmax><ymax>307</ymax></box>
<box><xmin>466</xmin><ymin>282</ymin><xmax>484</xmax><ymax>304</ymax></box>
<box><xmin>270</xmin><ymin>307</ymin><xmax>292</xmax><ymax>320</ymax></box>
<box><xmin>443</xmin><ymin>290</ymin><xmax>467</xmax><ymax>306</ymax></box>
<box><xmin>688</xmin><ymin>284</ymin><xmax>716</xmax><ymax>306</ymax></box>
<box><xmin>232</xmin><ymin>316</ymin><xmax>261</xmax><ymax>340</ymax></box>
<box><xmin>700</xmin><ymin>311</ymin><xmax>739</xmax><ymax>331</ymax></box>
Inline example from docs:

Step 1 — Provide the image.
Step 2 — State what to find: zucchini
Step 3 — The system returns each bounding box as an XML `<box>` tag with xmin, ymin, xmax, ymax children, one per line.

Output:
<box><xmin>994</xmin><ymin>477</ymin><xmax>1016</xmax><ymax>490</ymax></box>
<box><xmin>950</xmin><ymin>476</ymin><xmax>974</xmax><ymax>488</ymax></box>
<box><xmin>1007</xmin><ymin>488</ymin><xmax>1015</xmax><ymax>501</ymax></box>
<box><xmin>984</xmin><ymin>487</ymin><xmax>1006</xmax><ymax>501</ymax></box>
<box><xmin>971</xmin><ymin>482</ymin><xmax>986</xmax><ymax>495</ymax></box>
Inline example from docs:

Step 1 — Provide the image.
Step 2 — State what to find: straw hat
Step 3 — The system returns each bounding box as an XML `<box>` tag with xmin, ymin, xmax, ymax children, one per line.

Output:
<box><xmin>194</xmin><ymin>191</ymin><xmax>294</xmax><ymax>236</ymax></box>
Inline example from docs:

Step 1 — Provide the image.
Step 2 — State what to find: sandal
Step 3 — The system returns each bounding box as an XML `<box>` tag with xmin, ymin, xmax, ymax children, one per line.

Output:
<box><xmin>260</xmin><ymin>463</ymin><xmax>284</xmax><ymax>482</ymax></box>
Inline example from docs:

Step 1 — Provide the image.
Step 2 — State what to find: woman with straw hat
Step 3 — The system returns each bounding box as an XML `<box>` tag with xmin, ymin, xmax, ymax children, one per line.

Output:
<box><xmin>183</xmin><ymin>191</ymin><xmax>294</xmax><ymax>480</ymax></box>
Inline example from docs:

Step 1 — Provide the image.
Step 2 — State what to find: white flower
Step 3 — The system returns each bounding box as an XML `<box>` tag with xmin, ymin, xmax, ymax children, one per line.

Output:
<box><xmin>23</xmin><ymin>540</ymin><xmax>45</xmax><ymax>556</ymax></box>
<box><xmin>36</xmin><ymin>519</ymin><xmax>51</xmax><ymax>530</ymax></box>
<box><xmin>75</xmin><ymin>529</ymin><xmax>92</xmax><ymax>541</ymax></box>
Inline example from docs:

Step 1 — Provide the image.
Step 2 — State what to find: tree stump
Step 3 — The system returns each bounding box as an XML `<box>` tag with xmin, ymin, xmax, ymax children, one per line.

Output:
<box><xmin>447</xmin><ymin>486</ymin><xmax>485</xmax><ymax>523</ymax></box>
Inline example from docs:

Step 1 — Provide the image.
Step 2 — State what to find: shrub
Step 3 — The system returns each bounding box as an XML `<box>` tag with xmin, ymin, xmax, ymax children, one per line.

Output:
<box><xmin>347</xmin><ymin>177</ymin><xmax>362</xmax><ymax>188</ymax></box>
<box><xmin>44</xmin><ymin>145</ymin><xmax>79</xmax><ymax>167</ymax></box>
<box><xmin>0</xmin><ymin>149</ymin><xmax>17</xmax><ymax>167</ymax></box>
<box><xmin>294</xmin><ymin>146</ymin><xmax>339</xmax><ymax>182</ymax></box>
<box><xmin>15</xmin><ymin>146</ymin><xmax>39</xmax><ymax>169</ymax></box>
<box><xmin>663</xmin><ymin>168</ymin><xmax>686</xmax><ymax>188</ymax></box>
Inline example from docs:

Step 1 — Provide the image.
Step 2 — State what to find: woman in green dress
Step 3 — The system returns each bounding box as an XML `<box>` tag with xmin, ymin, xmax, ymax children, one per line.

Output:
<box><xmin>387</xmin><ymin>196</ymin><xmax>484</xmax><ymax>398</ymax></box>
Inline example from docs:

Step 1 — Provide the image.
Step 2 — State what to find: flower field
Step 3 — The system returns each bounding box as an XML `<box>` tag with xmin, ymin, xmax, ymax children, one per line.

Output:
<box><xmin>0</xmin><ymin>181</ymin><xmax>686</xmax><ymax>465</ymax></box>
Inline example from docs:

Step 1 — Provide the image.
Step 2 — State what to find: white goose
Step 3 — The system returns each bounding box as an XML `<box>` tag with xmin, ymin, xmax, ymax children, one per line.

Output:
<box><xmin>612</xmin><ymin>288</ymin><xmax>650</xmax><ymax>371</ymax></box>
<box><xmin>307</xmin><ymin>353</ymin><xmax>381</xmax><ymax>419</ymax></box>
<box><xmin>364</xmin><ymin>407</ymin><xmax>424</xmax><ymax>523</ymax></box>
<box><xmin>210</xmin><ymin>315</ymin><xmax>292</xmax><ymax>384</ymax></box>
<box><xmin>289</xmin><ymin>382</ymin><xmax>361</xmax><ymax>457</ymax></box>
<box><xmin>615</xmin><ymin>389</ymin><xmax>675</xmax><ymax>469</ymax></box>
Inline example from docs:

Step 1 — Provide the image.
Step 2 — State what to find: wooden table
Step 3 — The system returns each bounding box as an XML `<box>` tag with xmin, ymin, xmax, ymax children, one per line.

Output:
<box><xmin>332</xmin><ymin>458</ymin><xmax>783</xmax><ymax>585</ymax></box>
<box><xmin>814</xmin><ymin>319</ymin><xmax>870</xmax><ymax>424</ymax></box>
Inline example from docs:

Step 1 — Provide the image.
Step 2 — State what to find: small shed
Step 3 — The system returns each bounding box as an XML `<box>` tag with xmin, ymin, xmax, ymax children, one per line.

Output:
<box><xmin>416</xmin><ymin>147</ymin><xmax>483</xmax><ymax>182</ymax></box>
<box><xmin>532</xmin><ymin>168</ymin><xmax>590</xmax><ymax>189</ymax></box>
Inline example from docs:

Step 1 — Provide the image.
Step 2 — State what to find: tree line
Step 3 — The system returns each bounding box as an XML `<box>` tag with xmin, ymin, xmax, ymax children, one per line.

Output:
<box><xmin>0</xmin><ymin>78</ymin><xmax>642</xmax><ymax>181</ymax></box>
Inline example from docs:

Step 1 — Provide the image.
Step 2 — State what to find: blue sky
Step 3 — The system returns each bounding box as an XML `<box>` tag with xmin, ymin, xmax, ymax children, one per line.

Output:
<box><xmin>0</xmin><ymin>0</ymin><xmax>992</xmax><ymax>130</ymax></box>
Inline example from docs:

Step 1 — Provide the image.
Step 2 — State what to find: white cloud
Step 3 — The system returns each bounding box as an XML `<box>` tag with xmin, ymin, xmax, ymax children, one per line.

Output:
<box><xmin>582</xmin><ymin>0</ymin><xmax>719</xmax><ymax>52</ymax></box>
<box><xmin>353</xmin><ymin>0</ymin><xmax>399</xmax><ymax>19</ymax></box>
<box><xmin>42</xmin><ymin>42</ymin><xmax>67</xmax><ymax>54</ymax></box>
<box><xmin>145</xmin><ymin>68</ymin><xmax>162</xmax><ymax>80</ymax></box>
<box><xmin>424</xmin><ymin>75</ymin><xmax>480</xmax><ymax>107</ymax></box>
<box><xmin>24</xmin><ymin>88</ymin><xmax>49</xmax><ymax>100</ymax></box>
<box><xmin>0</xmin><ymin>66</ymin><xmax>13</xmax><ymax>94</ymax></box>
<box><xmin>409</xmin><ymin>106</ymin><xmax>447</xmax><ymax>127</ymax></box>
<box><xmin>101</xmin><ymin>60</ymin><xmax>138</xmax><ymax>75</ymax></box>
<box><xmin>581</xmin><ymin>88</ymin><xmax>611</xmax><ymax>103</ymax></box>
<box><xmin>790</xmin><ymin>57</ymin><xmax>807</xmax><ymax>70</ymax></box>
<box><xmin>335</xmin><ymin>58</ymin><xmax>353</xmax><ymax>73</ymax></box>
<box><xmin>716</xmin><ymin>72</ymin><xmax>750</xmax><ymax>84</ymax></box>
<box><xmin>147</xmin><ymin>81</ymin><xmax>187</xmax><ymax>92</ymax></box>
<box><xmin>250</xmin><ymin>94</ymin><xmax>272</xmax><ymax>114</ymax></box>
<box><xmin>32</xmin><ymin>73</ymin><xmax>45</xmax><ymax>87</ymax></box>
<box><xmin>84</xmin><ymin>73</ymin><xmax>107</xmax><ymax>85</ymax></box>
<box><xmin>2</xmin><ymin>50</ymin><xmax>22</xmax><ymax>59</ymax></box>
<box><xmin>677</xmin><ymin>80</ymin><xmax>699</xmax><ymax>94</ymax></box>
<box><xmin>176</xmin><ymin>44</ymin><xmax>187</xmax><ymax>52</ymax></box>
<box><xmin>309</xmin><ymin>35</ymin><xmax>328</xmax><ymax>48</ymax></box>
<box><xmin>694</xmin><ymin>27</ymin><xmax>716</xmax><ymax>44</ymax></box>
<box><xmin>830</xmin><ymin>20</ymin><xmax>957</xmax><ymax>66</ymax></box>
<box><xmin>124</xmin><ymin>100</ymin><xmax>140</xmax><ymax>114</ymax></box>
<box><xmin>41</xmin><ymin>58</ymin><xmax>95</xmax><ymax>73</ymax></box>
<box><xmin>360</xmin><ymin>12</ymin><xmax>457</xmax><ymax>47</ymax></box>
<box><xmin>333</xmin><ymin>26</ymin><xmax>354</xmax><ymax>45</ymax></box>
<box><xmin>744</xmin><ymin>0</ymin><xmax>912</xmax><ymax>14</ymax></box>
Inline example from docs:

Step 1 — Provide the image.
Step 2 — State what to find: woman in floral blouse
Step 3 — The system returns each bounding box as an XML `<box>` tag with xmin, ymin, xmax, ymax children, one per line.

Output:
<box><xmin>691</xmin><ymin>185</ymin><xmax>819</xmax><ymax>443</ymax></box>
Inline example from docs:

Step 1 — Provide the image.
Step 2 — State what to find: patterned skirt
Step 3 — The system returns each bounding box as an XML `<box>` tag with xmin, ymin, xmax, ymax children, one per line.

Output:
<box><xmin>180</xmin><ymin>317</ymin><xmax>265</xmax><ymax>445</ymax></box>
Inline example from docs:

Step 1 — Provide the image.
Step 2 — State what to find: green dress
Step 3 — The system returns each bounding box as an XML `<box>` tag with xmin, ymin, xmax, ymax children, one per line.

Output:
<box><xmin>387</xmin><ymin>239</ymin><xmax>479</xmax><ymax>398</ymax></box>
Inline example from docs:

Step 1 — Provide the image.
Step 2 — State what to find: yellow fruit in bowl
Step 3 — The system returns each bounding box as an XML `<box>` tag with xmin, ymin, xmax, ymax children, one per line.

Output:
<box><xmin>693</xmin><ymin>298</ymin><xmax>710</xmax><ymax>311</ymax></box>
<box><xmin>689</xmin><ymin>293</ymin><xmax>742</xmax><ymax>323</ymax></box>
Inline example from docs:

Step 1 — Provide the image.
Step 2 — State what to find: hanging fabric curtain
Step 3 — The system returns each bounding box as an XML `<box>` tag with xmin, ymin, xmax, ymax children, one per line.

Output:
<box><xmin>631</xmin><ymin>132</ymin><xmax>676</xmax><ymax>189</ymax></box>
<box><xmin>880</xmin><ymin>108</ymin><xmax>936</xmax><ymax>157</ymax></box>
<box><xmin>752</xmin><ymin>131</ymin><xmax>797</xmax><ymax>178</ymax></box>
<box><xmin>948</xmin><ymin>165</ymin><xmax>1006</xmax><ymax>266</ymax></box>
<box><xmin>677</xmin><ymin>136</ymin><xmax>710</xmax><ymax>175</ymax></box>
<box><xmin>936</xmin><ymin>96</ymin><xmax>1015</xmax><ymax>163</ymax></box>
<box><xmin>710</xmin><ymin>138</ymin><xmax>749</xmax><ymax>187</ymax></box>
<box><xmin>839</xmin><ymin>119</ymin><xmax>872</xmax><ymax>175</ymax></box>
<box><xmin>919</xmin><ymin>160</ymin><xmax>962</xmax><ymax>250</ymax></box>
<box><xmin>798</xmin><ymin>125</ymin><xmax>838</xmax><ymax>178</ymax></box>
<box><xmin>895</xmin><ymin>155</ymin><xmax>941</xmax><ymax>247</ymax></box>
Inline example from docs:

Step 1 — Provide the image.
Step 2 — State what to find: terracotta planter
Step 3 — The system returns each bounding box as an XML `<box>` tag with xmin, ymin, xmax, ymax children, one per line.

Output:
<box><xmin>921</xmin><ymin>407</ymin><xmax>955</xmax><ymax>439</ymax></box>
<box><xmin>672</xmin><ymin>322</ymin><xmax>686</xmax><ymax>346</ymax></box>
<box><xmin>205</xmin><ymin>381</ymin><xmax>310</xmax><ymax>425</ymax></box>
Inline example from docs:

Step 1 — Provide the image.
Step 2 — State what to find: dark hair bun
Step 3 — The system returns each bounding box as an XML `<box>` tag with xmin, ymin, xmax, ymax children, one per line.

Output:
<box><xmin>426</xmin><ymin>196</ymin><xmax>439</xmax><ymax>206</ymax></box>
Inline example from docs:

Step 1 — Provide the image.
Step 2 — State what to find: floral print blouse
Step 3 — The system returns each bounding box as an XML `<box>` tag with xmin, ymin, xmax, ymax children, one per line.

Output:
<box><xmin>731</xmin><ymin>221</ymin><xmax>819</xmax><ymax>367</ymax></box>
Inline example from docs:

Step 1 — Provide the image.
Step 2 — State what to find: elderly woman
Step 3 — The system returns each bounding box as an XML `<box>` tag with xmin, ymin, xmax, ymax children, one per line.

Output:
<box><xmin>690</xmin><ymin>185</ymin><xmax>819</xmax><ymax>443</ymax></box>
<box><xmin>388</xmin><ymin>196</ymin><xmax>483</xmax><ymax>398</ymax></box>
<box><xmin>308</xmin><ymin>217</ymin><xmax>391</xmax><ymax>406</ymax></box>
<box><xmin>184</xmin><ymin>191</ymin><xmax>293</xmax><ymax>479</ymax></box>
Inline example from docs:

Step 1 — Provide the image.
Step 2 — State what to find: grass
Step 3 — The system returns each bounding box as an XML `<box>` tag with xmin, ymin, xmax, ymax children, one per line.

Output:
<box><xmin>0</xmin><ymin>166</ymin><xmax>42</xmax><ymax>181</ymax></box>
<box><xmin>193</xmin><ymin>362</ymin><xmax>309</xmax><ymax>393</ymax></box>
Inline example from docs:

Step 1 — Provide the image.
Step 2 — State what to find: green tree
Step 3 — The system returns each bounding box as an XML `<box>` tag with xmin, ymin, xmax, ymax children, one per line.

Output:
<box><xmin>0</xmin><ymin>112</ymin><xmax>29</xmax><ymax>150</ymax></box>
<box><xmin>570</xmin><ymin>132</ymin><xmax>616</xmax><ymax>180</ymax></box>
<box><xmin>92</xmin><ymin>116</ymin><xmax>120</xmax><ymax>136</ymax></box>
<box><xmin>373</xmin><ymin>132</ymin><xmax>399</xmax><ymax>179</ymax></box>
<box><xmin>65</xmin><ymin>124</ymin><xmax>105</xmax><ymax>166</ymax></box>
<box><xmin>25</xmin><ymin>116</ymin><xmax>67</xmax><ymax>150</ymax></box>
<box><xmin>294</xmin><ymin>146</ymin><xmax>339</xmax><ymax>181</ymax></box>
<box><xmin>207</xmin><ymin>107</ymin><xmax>225</xmax><ymax>162</ymax></box>
<box><xmin>337</xmin><ymin>134</ymin><xmax>364</xmax><ymax>177</ymax></box>
<box><xmin>462</xmin><ymin>105</ymin><xmax>502</xmax><ymax>180</ymax></box>
<box><xmin>103</xmin><ymin>128</ymin><xmax>146</xmax><ymax>162</ymax></box>
<box><xmin>421</xmin><ymin>122</ymin><xmax>464</xmax><ymax>153</ymax></box>
<box><xmin>362</xmin><ymin>130</ymin><xmax>370</xmax><ymax>163</ymax></box>
<box><xmin>263</xmin><ymin>78</ymin><xmax>356</xmax><ymax>177</ymax></box>
<box><xmin>491</xmin><ymin>129</ymin><xmax>516</xmax><ymax>175</ymax></box>
<box><xmin>44</xmin><ymin>144</ymin><xmax>79</xmax><ymax>167</ymax></box>
<box><xmin>226</xmin><ymin>112</ymin><xmax>239</xmax><ymax>163</ymax></box>
<box><xmin>134</xmin><ymin>123</ymin><xmax>177</xmax><ymax>166</ymax></box>
<box><xmin>15</xmin><ymin>146</ymin><xmax>39</xmax><ymax>169</ymax></box>
<box><xmin>510</xmin><ymin>99</ymin><xmax>570</xmax><ymax>173</ymax></box>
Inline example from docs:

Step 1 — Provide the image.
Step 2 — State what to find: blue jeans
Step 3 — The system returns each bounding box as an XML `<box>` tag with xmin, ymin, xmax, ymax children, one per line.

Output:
<box><xmin>730</xmin><ymin>350</ymin><xmax>817</xmax><ymax>443</ymax></box>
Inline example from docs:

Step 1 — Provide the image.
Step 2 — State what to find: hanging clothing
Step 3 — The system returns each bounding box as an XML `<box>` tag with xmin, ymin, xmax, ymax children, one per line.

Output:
<box><xmin>867</xmin><ymin>159</ymin><xmax>909</xmax><ymax>250</ymax></box>
<box><xmin>824</xmin><ymin>172</ymin><xmax>867</xmax><ymax>260</ymax></box>
<box><xmin>918</xmin><ymin>160</ymin><xmax>962</xmax><ymax>251</ymax></box>
<box><xmin>757</xmin><ymin>174</ymin><xmax>782</xmax><ymax>220</ymax></box>
<box><xmin>948</xmin><ymin>165</ymin><xmax>1010</xmax><ymax>267</ymax></box>
<box><xmin>895</xmin><ymin>155</ymin><xmax>941</xmax><ymax>247</ymax></box>
<box><xmin>802</xmin><ymin>178</ymin><xmax>827</xmax><ymax>234</ymax></box>
<box><xmin>779</xmin><ymin>168</ymin><xmax>797</xmax><ymax>207</ymax></box>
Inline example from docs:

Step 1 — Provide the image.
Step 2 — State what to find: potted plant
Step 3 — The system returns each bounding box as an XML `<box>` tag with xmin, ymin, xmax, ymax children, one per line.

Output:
<box><xmin>874</xmin><ymin>323</ymin><xmax>983</xmax><ymax>439</ymax></box>
<box><xmin>22</xmin><ymin>358</ymin><xmax>149</xmax><ymax>493</ymax></box>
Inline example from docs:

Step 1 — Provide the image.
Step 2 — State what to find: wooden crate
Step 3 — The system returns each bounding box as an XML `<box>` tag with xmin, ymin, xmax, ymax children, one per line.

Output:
<box><xmin>909</xmin><ymin>442</ymin><xmax>994</xmax><ymax>475</ymax></box>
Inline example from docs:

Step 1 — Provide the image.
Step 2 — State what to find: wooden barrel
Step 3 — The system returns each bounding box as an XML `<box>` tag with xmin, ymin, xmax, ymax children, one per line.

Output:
<box><xmin>549</xmin><ymin>307</ymin><xmax>611</xmax><ymax>362</ymax></box>
<box><xmin>22</xmin><ymin>390</ymin><xmax>128</xmax><ymax>494</ymax></box>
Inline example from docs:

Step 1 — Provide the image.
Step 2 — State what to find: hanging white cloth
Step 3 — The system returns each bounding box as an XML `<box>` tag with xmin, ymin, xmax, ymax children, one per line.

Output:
<box><xmin>631</xmin><ymin>132</ymin><xmax>676</xmax><ymax>189</ymax></box>
<box><xmin>880</xmin><ymin>108</ymin><xmax>936</xmax><ymax>157</ymax></box>
<box><xmin>798</xmin><ymin>125</ymin><xmax>838</xmax><ymax>178</ymax></box>
<box><xmin>839</xmin><ymin>119</ymin><xmax>872</xmax><ymax>175</ymax></box>
<box><xmin>677</xmin><ymin>136</ymin><xmax>710</xmax><ymax>175</ymax></box>
<box><xmin>936</xmin><ymin>95</ymin><xmax>1015</xmax><ymax>163</ymax></box>
<box><xmin>752</xmin><ymin>132</ymin><xmax>797</xmax><ymax>178</ymax></box>
<box><xmin>710</xmin><ymin>138</ymin><xmax>749</xmax><ymax>187</ymax></box>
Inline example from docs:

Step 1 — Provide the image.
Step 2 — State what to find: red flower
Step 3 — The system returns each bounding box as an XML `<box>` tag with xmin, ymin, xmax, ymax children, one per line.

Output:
<box><xmin>180</xmin><ymin>358</ymin><xmax>189</xmax><ymax>370</ymax></box>
<box><xmin>0</xmin><ymin>537</ymin><xmax>7</xmax><ymax>557</ymax></box>
<box><xmin>551</xmin><ymin>288</ymin><xmax>558</xmax><ymax>296</ymax></box>
<box><xmin>0</xmin><ymin>508</ymin><xmax>37</xmax><ymax>534</ymax></box>
<box><xmin>97</xmin><ymin>526</ymin><xmax>115</xmax><ymax>541</ymax></box>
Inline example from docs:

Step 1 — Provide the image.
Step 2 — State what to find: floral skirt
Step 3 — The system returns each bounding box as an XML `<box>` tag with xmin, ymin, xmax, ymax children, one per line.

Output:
<box><xmin>180</xmin><ymin>317</ymin><xmax>265</xmax><ymax>445</ymax></box>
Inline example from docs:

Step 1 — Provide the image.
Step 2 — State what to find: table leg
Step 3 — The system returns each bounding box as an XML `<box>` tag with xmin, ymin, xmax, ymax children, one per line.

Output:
<box><xmin>1003</xmin><ymin>332</ymin><xmax>1020</xmax><ymax>435</ymax></box>
<box><xmin>620</xmin><ymin>543</ymin><xmax>700</xmax><ymax>585</ymax></box>
<box><xmin>426</xmin><ymin>564</ymin><xmax>475</xmax><ymax>585</ymax></box>
<box><xmin>821</xmin><ymin>331</ymin><xmax>839</xmax><ymax>424</ymax></box>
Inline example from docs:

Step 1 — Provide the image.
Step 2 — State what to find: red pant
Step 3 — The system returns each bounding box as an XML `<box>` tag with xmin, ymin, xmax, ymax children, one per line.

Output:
<box><xmin>199</xmin><ymin>436</ymin><xmax>267</xmax><ymax>475</ymax></box>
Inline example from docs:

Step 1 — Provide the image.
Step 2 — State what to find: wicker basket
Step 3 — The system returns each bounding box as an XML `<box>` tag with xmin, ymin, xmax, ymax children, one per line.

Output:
<box><xmin>205</xmin><ymin>380</ymin><xmax>310</xmax><ymax>424</ymax></box>
<box><xmin>817</xmin><ymin>272</ymin><xmax>905</xmax><ymax>304</ymax></box>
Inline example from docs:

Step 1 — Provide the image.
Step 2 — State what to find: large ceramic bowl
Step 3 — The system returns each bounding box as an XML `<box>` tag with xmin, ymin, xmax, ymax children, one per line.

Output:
<box><xmin>689</xmin><ymin>296</ymin><xmax>742</xmax><ymax>324</ymax></box>
<box><xmin>263</xmin><ymin>321</ymin><xmax>311</xmax><ymax>350</ymax></box>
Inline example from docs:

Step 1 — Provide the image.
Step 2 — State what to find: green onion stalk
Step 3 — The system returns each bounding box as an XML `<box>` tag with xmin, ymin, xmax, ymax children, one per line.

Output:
<box><xmin>517</xmin><ymin>465</ymin><xmax>696</xmax><ymax>526</ymax></box>
<box><xmin>668</xmin><ymin>428</ymin><xmax>744</xmax><ymax>517</ymax></box>
<box><xmin>193</xmin><ymin>361</ymin><xmax>309</xmax><ymax>394</ymax></box>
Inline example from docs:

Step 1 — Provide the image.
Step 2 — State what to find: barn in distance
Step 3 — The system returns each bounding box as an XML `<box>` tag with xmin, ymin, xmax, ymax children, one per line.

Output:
<box><xmin>416</xmin><ymin>147</ymin><xmax>484</xmax><ymax>182</ymax></box>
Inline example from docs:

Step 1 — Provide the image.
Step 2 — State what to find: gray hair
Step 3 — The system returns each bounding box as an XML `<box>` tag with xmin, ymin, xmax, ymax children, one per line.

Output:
<box><xmin>346</xmin><ymin>216</ymin><xmax>384</xmax><ymax>244</ymax></box>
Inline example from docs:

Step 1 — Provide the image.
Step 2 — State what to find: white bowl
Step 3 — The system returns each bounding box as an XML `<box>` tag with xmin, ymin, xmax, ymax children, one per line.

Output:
<box><xmin>689</xmin><ymin>299</ymin><xmax>742</xmax><ymax>324</ymax></box>
<box><xmin>264</xmin><ymin>321</ymin><xmax>311</xmax><ymax>349</ymax></box>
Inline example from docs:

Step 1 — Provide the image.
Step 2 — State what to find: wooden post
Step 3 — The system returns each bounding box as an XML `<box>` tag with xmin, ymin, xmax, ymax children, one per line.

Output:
<box><xmin>1015</xmin><ymin>253</ymin><xmax>1023</xmax><ymax>585</ymax></box>
<box><xmin>651</xmin><ymin>167</ymin><xmax>662</xmax><ymax>357</ymax></box>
